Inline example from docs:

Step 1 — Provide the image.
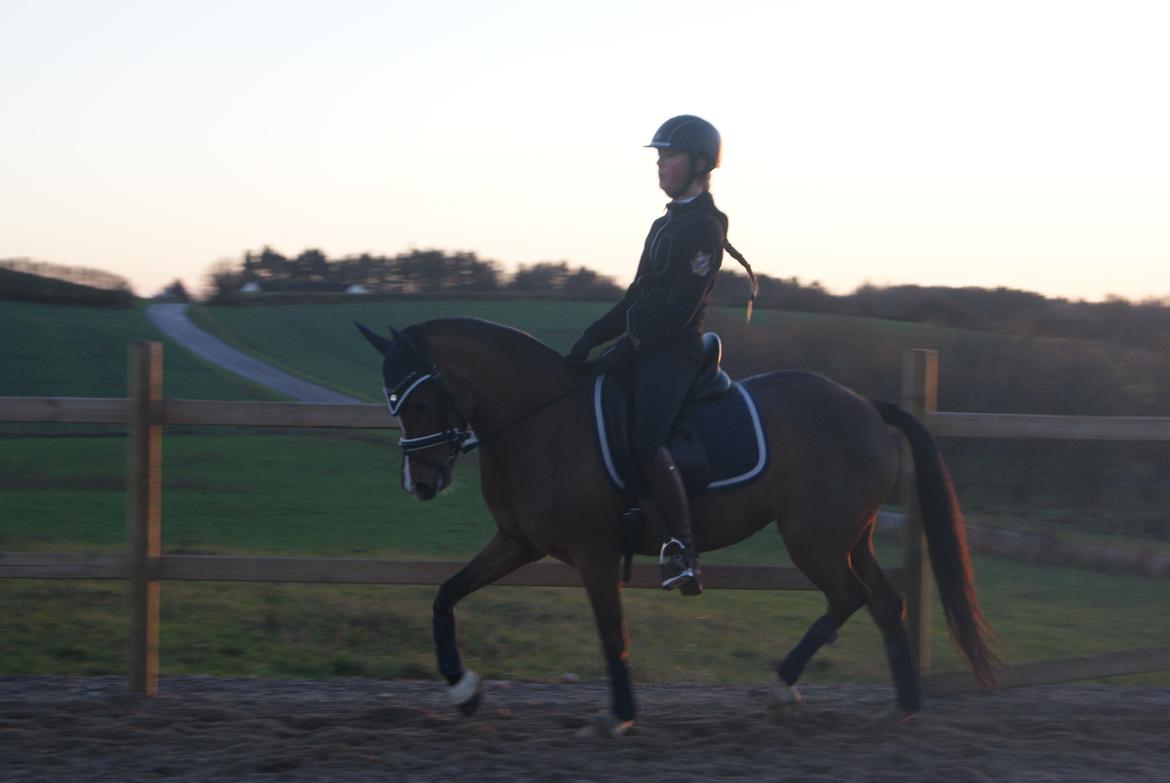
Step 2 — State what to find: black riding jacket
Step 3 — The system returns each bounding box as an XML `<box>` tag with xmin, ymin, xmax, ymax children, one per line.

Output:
<box><xmin>585</xmin><ymin>192</ymin><xmax>727</xmax><ymax>352</ymax></box>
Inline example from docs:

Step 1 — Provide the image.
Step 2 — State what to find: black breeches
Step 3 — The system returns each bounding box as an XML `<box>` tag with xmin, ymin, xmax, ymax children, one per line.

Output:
<box><xmin>630</xmin><ymin>335</ymin><xmax>704</xmax><ymax>468</ymax></box>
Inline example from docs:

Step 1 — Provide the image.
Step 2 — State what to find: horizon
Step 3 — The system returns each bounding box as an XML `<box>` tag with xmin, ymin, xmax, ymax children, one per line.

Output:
<box><xmin>10</xmin><ymin>249</ymin><xmax>1170</xmax><ymax>308</ymax></box>
<box><xmin>2</xmin><ymin>1</ymin><xmax>1167</xmax><ymax>303</ymax></box>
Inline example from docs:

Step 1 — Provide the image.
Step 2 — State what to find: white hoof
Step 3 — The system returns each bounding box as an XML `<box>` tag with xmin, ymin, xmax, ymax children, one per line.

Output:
<box><xmin>767</xmin><ymin>681</ymin><xmax>802</xmax><ymax>713</ymax></box>
<box><xmin>575</xmin><ymin>713</ymin><xmax>634</xmax><ymax>739</ymax></box>
<box><xmin>447</xmin><ymin>670</ymin><xmax>483</xmax><ymax>716</ymax></box>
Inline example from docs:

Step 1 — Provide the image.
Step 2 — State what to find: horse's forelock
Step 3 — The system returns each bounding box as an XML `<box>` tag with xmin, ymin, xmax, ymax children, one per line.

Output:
<box><xmin>381</xmin><ymin>327</ymin><xmax>431</xmax><ymax>390</ymax></box>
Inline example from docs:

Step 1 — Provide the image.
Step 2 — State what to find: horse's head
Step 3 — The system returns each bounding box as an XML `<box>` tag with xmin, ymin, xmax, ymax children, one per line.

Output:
<box><xmin>356</xmin><ymin>322</ymin><xmax>473</xmax><ymax>501</ymax></box>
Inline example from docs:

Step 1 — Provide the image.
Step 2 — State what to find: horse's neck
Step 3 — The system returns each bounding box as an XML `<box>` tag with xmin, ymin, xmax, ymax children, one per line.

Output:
<box><xmin>423</xmin><ymin>325</ymin><xmax>583</xmax><ymax>434</ymax></box>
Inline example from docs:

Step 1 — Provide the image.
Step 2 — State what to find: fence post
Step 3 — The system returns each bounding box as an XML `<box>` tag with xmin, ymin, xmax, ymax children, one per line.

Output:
<box><xmin>127</xmin><ymin>342</ymin><xmax>161</xmax><ymax>695</ymax></box>
<box><xmin>901</xmin><ymin>348</ymin><xmax>937</xmax><ymax>674</ymax></box>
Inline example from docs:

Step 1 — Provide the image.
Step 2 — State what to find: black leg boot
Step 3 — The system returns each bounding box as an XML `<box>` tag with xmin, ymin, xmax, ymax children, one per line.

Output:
<box><xmin>644</xmin><ymin>447</ymin><xmax>702</xmax><ymax>596</ymax></box>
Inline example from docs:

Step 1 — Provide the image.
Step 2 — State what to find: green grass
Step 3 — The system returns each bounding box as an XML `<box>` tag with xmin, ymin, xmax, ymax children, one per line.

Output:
<box><xmin>188</xmin><ymin>300</ymin><xmax>611</xmax><ymax>401</ymax></box>
<box><xmin>0</xmin><ymin>300</ymin><xmax>282</xmax><ymax>400</ymax></box>
<box><xmin>1</xmin><ymin>432</ymin><xmax>1167</xmax><ymax>685</ymax></box>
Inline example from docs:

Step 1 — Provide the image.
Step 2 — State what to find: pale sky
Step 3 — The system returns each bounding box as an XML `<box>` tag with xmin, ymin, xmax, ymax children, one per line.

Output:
<box><xmin>2</xmin><ymin>0</ymin><xmax>1167</xmax><ymax>302</ymax></box>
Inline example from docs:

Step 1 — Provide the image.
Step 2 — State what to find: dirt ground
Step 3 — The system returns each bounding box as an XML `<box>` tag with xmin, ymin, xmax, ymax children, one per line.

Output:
<box><xmin>2</xmin><ymin>675</ymin><xmax>1168</xmax><ymax>782</ymax></box>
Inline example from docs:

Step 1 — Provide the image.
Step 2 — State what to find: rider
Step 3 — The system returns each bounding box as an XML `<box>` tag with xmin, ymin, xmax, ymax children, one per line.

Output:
<box><xmin>566</xmin><ymin>115</ymin><xmax>730</xmax><ymax>596</ymax></box>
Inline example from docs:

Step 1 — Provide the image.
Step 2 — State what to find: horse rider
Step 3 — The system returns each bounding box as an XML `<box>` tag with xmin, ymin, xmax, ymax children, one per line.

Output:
<box><xmin>566</xmin><ymin>115</ymin><xmax>730</xmax><ymax>596</ymax></box>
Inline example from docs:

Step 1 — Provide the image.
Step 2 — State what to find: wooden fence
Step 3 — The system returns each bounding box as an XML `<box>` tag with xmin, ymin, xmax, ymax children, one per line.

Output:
<box><xmin>2</xmin><ymin>343</ymin><xmax>1168</xmax><ymax>695</ymax></box>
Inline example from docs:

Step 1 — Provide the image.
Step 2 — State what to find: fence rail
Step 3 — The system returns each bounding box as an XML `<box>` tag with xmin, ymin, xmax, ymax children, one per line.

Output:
<box><xmin>8</xmin><ymin>395</ymin><xmax>1169</xmax><ymax>439</ymax></box>
<box><xmin>3</xmin><ymin>343</ymin><xmax>1169</xmax><ymax>696</ymax></box>
<box><xmin>0</xmin><ymin>553</ymin><xmax>826</xmax><ymax>590</ymax></box>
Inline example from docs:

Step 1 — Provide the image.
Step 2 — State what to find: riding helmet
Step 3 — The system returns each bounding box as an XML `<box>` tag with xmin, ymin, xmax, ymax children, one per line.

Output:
<box><xmin>646</xmin><ymin>115</ymin><xmax>722</xmax><ymax>172</ymax></box>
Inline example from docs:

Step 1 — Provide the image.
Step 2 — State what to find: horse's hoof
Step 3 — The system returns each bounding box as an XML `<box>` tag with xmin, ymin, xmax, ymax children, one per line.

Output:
<box><xmin>447</xmin><ymin>671</ymin><xmax>483</xmax><ymax>717</ymax></box>
<box><xmin>767</xmin><ymin>681</ymin><xmax>802</xmax><ymax>715</ymax></box>
<box><xmin>575</xmin><ymin>713</ymin><xmax>634</xmax><ymax>739</ymax></box>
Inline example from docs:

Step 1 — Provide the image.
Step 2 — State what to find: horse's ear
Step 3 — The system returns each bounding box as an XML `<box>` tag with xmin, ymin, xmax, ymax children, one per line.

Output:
<box><xmin>355</xmin><ymin>321</ymin><xmax>393</xmax><ymax>356</ymax></box>
<box><xmin>388</xmin><ymin>326</ymin><xmax>415</xmax><ymax>356</ymax></box>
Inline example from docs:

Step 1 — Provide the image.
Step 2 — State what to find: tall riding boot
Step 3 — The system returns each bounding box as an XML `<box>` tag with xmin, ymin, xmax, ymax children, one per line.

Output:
<box><xmin>644</xmin><ymin>446</ymin><xmax>702</xmax><ymax>595</ymax></box>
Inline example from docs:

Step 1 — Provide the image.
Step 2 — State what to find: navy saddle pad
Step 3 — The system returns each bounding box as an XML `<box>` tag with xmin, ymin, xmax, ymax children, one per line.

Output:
<box><xmin>592</xmin><ymin>375</ymin><xmax>768</xmax><ymax>495</ymax></box>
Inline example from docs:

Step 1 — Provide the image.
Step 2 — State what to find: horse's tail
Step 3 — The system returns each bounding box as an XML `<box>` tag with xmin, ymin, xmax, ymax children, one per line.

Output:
<box><xmin>873</xmin><ymin>400</ymin><xmax>999</xmax><ymax>687</ymax></box>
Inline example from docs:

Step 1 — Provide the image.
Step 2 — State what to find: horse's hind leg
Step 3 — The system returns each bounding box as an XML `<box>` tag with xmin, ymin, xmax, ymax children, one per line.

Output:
<box><xmin>772</xmin><ymin>539</ymin><xmax>870</xmax><ymax>706</ymax></box>
<box><xmin>433</xmin><ymin>531</ymin><xmax>542</xmax><ymax>715</ymax></box>
<box><xmin>852</xmin><ymin>532</ymin><xmax>921</xmax><ymax>713</ymax></box>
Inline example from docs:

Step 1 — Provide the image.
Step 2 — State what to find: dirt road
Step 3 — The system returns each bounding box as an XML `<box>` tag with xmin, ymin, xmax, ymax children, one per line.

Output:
<box><xmin>146</xmin><ymin>304</ymin><xmax>359</xmax><ymax>404</ymax></box>
<box><xmin>2</xmin><ymin>676</ymin><xmax>1168</xmax><ymax>782</ymax></box>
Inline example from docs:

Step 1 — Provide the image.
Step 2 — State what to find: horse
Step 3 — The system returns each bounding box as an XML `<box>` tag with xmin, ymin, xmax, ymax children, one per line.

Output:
<box><xmin>356</xmin><ymin>317</ymin><xmax>996</xmax><ymax>735</ymax></box>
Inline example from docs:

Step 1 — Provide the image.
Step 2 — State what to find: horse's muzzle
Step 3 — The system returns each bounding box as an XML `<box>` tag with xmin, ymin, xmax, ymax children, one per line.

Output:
<box><xmin>402</xmin><ymin>457</ymin><xmax>449</xmax><ymax>501</ymax></box>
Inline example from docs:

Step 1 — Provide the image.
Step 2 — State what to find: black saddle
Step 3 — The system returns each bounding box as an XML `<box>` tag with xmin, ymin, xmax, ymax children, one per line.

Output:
<box><xmin>593</xmin><ymin>332</ymin><xmax>767</xmax><ymax>496</ymax></box>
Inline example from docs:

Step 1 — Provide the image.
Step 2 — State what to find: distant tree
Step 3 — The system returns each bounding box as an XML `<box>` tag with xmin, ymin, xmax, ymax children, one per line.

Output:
<box><xmin>154</xmin><ymin>279</ymin><xmax>191</xmax><ymax>302</ymax></box>
<box><xmin>561</xmin><ymin>266</ymin><xmax>623</xmax><ymax>298</ymax></box>
<box><xmin>511</xmin><ymin>261</ymin><xmax>572</xmax><ymax>292</ymax></box>
<box><xmin>293</xmin><ymin>248</ymin><xmax>330</xmax><ymax>283</ymax></box>
<box><xmin>204</xmin><ymin>259</ymin><xmax>245</xmax><ymax>301</ymax></box>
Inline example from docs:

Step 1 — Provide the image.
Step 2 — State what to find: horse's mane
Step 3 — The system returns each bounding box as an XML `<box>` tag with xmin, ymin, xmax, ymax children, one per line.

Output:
<box><xmin>407</xmin><ymin>317</ymin><xmax>587</xmax><ymax>377</ymax></box>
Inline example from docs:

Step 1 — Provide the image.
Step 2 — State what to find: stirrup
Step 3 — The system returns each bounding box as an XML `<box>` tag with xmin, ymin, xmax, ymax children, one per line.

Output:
<box><xmin>659</xmin><ymin>538</ymin><xmax>696</xmax><ymax>591</ymax></box>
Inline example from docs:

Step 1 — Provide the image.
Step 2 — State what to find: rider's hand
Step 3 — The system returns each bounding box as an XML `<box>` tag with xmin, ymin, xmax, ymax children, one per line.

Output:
<box><xmin>566</xmin><ymin>334</ymin><xmax>596</xmax><ymax>362</ymax></box>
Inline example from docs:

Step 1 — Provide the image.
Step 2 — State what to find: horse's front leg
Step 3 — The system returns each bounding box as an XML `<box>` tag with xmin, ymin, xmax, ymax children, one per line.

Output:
<box><xmin>433</xmin><ymin>531</ymin><xmax>542</xmax><ymax>715</ymax></box>
<box><xmin>579</xmin><ymin>553</ymin><xmax>636</xmax><ymax>737</ymax></box>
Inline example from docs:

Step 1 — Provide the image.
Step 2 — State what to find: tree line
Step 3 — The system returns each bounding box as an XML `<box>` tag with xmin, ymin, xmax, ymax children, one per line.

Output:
<box><xmin>205</xmin><ymin>247</ymin><xmax>623</xmax><ymax>302</ymax></box>
<box><xmin>205</xmin><ymin>246</ymin><xmax>1170</xmax><ymax>352</ymax></box>
<box><xmin>0</xmin><ymin>259</ymin><xmax>134</xmax><ymax>308</ymax></box>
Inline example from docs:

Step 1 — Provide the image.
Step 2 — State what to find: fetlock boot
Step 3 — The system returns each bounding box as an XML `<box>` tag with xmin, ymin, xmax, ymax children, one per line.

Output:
<box><xmin>644</xmin><ymin>447</ymin><xmax>702</xmax><ymax>595</ymax></box>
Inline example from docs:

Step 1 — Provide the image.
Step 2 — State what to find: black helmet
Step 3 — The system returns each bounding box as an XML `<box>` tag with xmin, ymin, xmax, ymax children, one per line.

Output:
<box><xmin>646</xmin><ymin>115</ymin><xmax>721</xmax><ymax>172</ymax></box>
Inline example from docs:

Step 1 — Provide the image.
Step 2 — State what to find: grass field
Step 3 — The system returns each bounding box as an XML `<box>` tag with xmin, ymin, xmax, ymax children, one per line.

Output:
<box><xmin>0</xmin><ymin>300</ymin><xmax>282</xmax><ymax>401</ymax></box>
<box><xmin>187</xmin><ymin>299</ymin><xmax>611</xmax><ymax>401</ymax></box>
<box><xmin>187</xmin><ymin>299</ymin><xmax>940</xmax><ymax>404</ymax></box>
<box><xmin>2</xmin><ymin>298</ymin><xmax>1168</xmax><ymax>686</ymax></box>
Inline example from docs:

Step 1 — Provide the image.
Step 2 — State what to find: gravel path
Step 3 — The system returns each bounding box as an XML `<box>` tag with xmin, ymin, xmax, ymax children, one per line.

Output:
<box><xmin>145</xmin><ymin>304</ymin><xmax>359</xmax><ymax>404</ymax></box>
<box><xmin>2</xmin><ymin>676</ymin><xmax>1167</xmax><ymax>782</ymax></box>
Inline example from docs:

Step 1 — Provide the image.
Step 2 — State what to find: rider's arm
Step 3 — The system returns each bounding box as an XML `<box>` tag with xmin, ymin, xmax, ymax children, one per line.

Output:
<box><xmin>582</xmin><ymin>280</ymin><xmax>639</xmax><ymax>345</ymax></box>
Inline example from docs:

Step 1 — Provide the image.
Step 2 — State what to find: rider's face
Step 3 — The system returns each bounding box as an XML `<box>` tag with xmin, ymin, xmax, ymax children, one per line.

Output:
<box><xmin>657</xmin><ymin>149</ymin><xmax>691</xmax><ymax>195</ymax></box>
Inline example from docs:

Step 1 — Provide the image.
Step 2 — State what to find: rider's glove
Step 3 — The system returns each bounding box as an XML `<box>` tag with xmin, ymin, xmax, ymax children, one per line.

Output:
<box><xmin>566</xmin><ymin>333</ymin><xmax>598</xmax><ymax>362</ymax></box>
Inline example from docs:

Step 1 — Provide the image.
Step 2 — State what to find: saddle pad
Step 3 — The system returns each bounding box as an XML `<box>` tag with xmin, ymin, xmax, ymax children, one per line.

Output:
<box><xmin>593</xmin><ymin>376</ymin><xmax>768</xmax><ymax>494</ymax></box>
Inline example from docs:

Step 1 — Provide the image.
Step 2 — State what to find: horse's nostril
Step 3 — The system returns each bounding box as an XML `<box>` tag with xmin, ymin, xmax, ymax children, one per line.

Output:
<box><xmin>415</xmin><ymin>482</ymin><xmax>436</xmax><ymax>500</ymax></box>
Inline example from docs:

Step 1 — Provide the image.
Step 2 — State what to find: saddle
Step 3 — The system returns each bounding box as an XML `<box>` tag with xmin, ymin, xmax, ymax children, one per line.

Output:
<box><xmin>593</xmin><ymin>333</ymin><xmax>768</xmax><ymax>496</ymax></box>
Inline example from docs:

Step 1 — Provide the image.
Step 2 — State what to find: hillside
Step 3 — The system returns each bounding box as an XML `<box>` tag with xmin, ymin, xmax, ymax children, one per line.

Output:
<box><xmin>0</xmin><ymin>301</ymin><xmax>282</xmax><ymax>400</ymax></box>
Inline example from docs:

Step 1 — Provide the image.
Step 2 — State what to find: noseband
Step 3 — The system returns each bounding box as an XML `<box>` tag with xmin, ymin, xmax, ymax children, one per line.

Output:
<box><xmin>383</xmin><ymin>365</ymin><xmax>476</xmax><ymax>472</ymax></box>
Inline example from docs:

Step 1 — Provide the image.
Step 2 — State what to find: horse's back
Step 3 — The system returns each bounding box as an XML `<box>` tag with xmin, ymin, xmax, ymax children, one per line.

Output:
<box><xmin>742</xmin><ymin>370</ymin><xmax>898</xmax><ymax>531</ymax></box>
<box><xmin>744</xmin><ymin>370</ymin><xmax>882</xmax><ymax>432</ymax></box>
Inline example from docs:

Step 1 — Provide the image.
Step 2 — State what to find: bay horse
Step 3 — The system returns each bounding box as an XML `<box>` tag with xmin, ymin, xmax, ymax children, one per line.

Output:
<box><xmin>357</xmin><ymin>317</ymin><xmax>996</xmax><ymax>734</ymax></box>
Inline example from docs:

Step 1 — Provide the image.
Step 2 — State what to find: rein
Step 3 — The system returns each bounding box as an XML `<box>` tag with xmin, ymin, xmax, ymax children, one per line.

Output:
<box><xmin>463</xmin><ymin>375</ymin><xmax>591</xmax><ymax>453</ymax></box>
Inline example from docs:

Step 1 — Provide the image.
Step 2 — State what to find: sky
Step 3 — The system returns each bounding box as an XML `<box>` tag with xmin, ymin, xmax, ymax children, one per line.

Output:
<box><xmin>2</xmin><ymin>0</ymin><xmax>1167</xmax><ymax>302</ymax></box>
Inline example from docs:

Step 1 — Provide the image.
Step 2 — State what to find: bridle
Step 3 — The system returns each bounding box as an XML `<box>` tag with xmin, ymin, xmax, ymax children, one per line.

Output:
<box><xmin>384</xmin><ymin>362</ymin><xmax>474</xmax><ymax>474</ymax></box>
